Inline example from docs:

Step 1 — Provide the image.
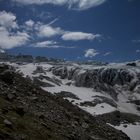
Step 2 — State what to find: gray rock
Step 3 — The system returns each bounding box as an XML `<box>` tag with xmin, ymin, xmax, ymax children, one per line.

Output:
<box><xmin>4</xmin><ymin>119</ymin><xmax>13</xmax><ymax>129</ymax></box>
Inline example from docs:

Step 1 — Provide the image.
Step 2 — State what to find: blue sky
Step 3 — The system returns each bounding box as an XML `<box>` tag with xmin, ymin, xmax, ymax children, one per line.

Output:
<box><xmin>0</xmin><ymin>0</ymin><xmax>140</xmax><ymax>62</ymax></box>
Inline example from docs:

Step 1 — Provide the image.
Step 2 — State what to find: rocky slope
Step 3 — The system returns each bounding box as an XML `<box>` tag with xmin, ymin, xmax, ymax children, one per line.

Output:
<box><xmin>9</xmin><ymin>60</ymin><xmax>140</xmax><ymax>115</ymax></box>
<box><xmin>1</xmin><ymin>60</ymin><xmax>140</xmax><ymax>140</ymax></box>
<box><xmin>0</xmin><ymin>64</ymin><xmax>131</xmax><ymax>140</ymax></box>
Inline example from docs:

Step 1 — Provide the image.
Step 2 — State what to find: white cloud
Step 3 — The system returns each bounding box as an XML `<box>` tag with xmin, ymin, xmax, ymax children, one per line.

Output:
<box><xmin>0</xmin><ymin>11</ymin><xmax>29</xmax><ymax>49</ymax></box>
<box><xmin>75</xmin><ymin>0</ymin><xmax>106</xmax><ymax>10</ymax></box>
<box><xmin>38</xmin><ymin>25</ymin><xmax>63</xmax><ymax>37</ymax></box>
<box><xmin>84</xmin><ymin>49</ymin><xmax>99</xmax><ymax>58</ymax></box>
<box><xmin>37</xmin><ymin>23</ymin><xmax>101</xmax><ymax>41</ymax></box>
<box><xmin>12</xmin><ymin>0</ymin><xmax>107</xmax><ymax>10</ymax></box>
<box><xmin>136</xmin><ymin>50</ymin><xmax>140</xmax><ymax>53</ymax></box>
<box><xmin>0</xmin><ymin>27</ymin><xmax>29</xmax><ymax>49</ymax></box>
<box><xmin>104</xmin><ymin>52</ymin><xmax>112</xmax><ymax>56</ymax></box>
<box><xmin>0</xmin><ymin>10</ymin><xmax>102</xmax><ymax>50</ymax></box>
<box><xmin>29</xmin><ymin>20</ymin><xmax>101</xmax><ymax>41</ymax></box>
<box><xmin>33</xmin><ymin>40</ymin><xmax>75</xmax><ymax>48</ymax></box>
<box><xmin>62</xmin><ymin>32</ymin><xmax>101</xmax><ymax>41</ymax></box>
<box><xmin>25</xmin><ymin>19</ymin><xmax>34</xmax><ymax>28</ymax></box>
<box><xmin>12</xmin><ymin>0</ymin><xmax>66</xmax><ymax>5</ymax></box>
<box><xmin>34</xmin><ymin>40</ymin><xmax>58</xmax><ymax>48</ymax></box>
<box><xmin>133</xmin><ymin>39</ymin><xmax>140</xmax><ymax>43</ymax></box>
<box><xmin>0</xmin><ymin>11</ymin><xmax>18</xmax><ymax>29</ymax></box>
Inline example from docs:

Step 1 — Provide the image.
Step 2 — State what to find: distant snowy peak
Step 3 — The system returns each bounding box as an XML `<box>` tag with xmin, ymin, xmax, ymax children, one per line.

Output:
<box><xmin>0</xmin><ymin>49</ymin><xmax>5</xmax><ymax>53</ymax></box>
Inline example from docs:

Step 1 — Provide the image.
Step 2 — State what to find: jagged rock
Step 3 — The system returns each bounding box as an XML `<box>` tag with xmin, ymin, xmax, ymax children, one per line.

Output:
<box><xmin>33</xmin><ymin>77</ymin><xmax>55</xmax><ymax>87</ymax></box>
<box><xmin>4</xmin><ymin>119</ymin><xmax>13</xmax><ymax>129</ymax></box>
<box><xmin>80</xmin><ymin>101</ymin><xmax>96</xmax><ymax>107</ymax></box>
<box><xmin>55</xmin><ymin>91</ymin><xmax>80</xmax><ymax>100</ymax></box>
<box><xmin>6</xmin><ymin>93</ymin><xmax>15</xmax><ymax>101</ymax></box>
<box><xmin>65</xmin><ymin>82</ymin><xmax>71</xmax><ymax>86</ymax></box>
<box><xmin>38</xmin><ymin>75</ymin><xmax>62</xmax><ymax>86</ymax></box>
<box><xmin>123</xmin><ymin>124</ymin><xmax>128</xmax><ymax>128</ymax></box>
<box><xmin>128</xmin><ymin>100</ymin><xmax>140</xmax><ymax>105</ymax></box>
<box><xmin>97</xmin><ymin>111</ymin><xmax>140</xmax><ymax>126</ymax></box>
<box><xmin>92</xmin><ymin>96</ymin><xmax>117</xmax><ymax>108</ymax></box>
<box><xmin>2</xmin><ymin>108</ymin><xmax>9</xmax><ymax>114</ymax></box>
<box><xmin>52</xmin><ymin>66</ymin><xmax>68</xmax><ymax>79</ymax></box>
<box><xmin>32</xmin><ymin>66</ymin><xmax>46</xmax><ymax>74</ymax></box>
<box><xmin>126</xmin><ymin>62</ymin><xmax>136</xmax><ymax>67</ymax></box>
<box><xmin>50</xmin><ymin>65</ymin><xmax>140</xmax><ymax>101</ymax></box>
<box><xmin>15</xmin><ymin>106</ymin><xmax>25</xmax><ymax>117</ymax></box>
<box><xmin>0</xmin><ymin>70</ymin><xmax>14</xmax><ymax>84</ymax></box>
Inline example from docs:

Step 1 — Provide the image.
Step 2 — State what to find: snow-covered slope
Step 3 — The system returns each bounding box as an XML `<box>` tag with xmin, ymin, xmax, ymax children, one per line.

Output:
<box><xmin>2</xmin><ymin>60</ymin><xmax>140</xmax><ymax>140</ymax></box>
<box><xmin>4</xmin><ymin>60</ymin><xmax>140</xmax><ymax>116</ymax></box>
<box><xmin>109</xmin><ymin>123</ymin><xmax>140</xmax><ymax>140</ymax></box>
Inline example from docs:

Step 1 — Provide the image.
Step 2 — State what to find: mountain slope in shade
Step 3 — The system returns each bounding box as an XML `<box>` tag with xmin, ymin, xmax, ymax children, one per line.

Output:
<box><xmin>0</xmin><ymin>63</ymin><xmax>130</xmax><ymax>140</ymax></box>
<box><xmin>3</xmin><ymin>59</ymin><xmax>140</xmax><ymax>140</ymax></box>
<box><xmin>6</xmin><ymin>60</ymin><xmax>140</xmax><ymax>116</ymax></box>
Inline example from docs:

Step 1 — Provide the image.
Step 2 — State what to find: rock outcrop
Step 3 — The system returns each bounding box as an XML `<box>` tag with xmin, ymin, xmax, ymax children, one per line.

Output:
<box><xmin>50</xmin><ymin>64</ymin><xmax>140</xmax><ymax>100</ymax></box>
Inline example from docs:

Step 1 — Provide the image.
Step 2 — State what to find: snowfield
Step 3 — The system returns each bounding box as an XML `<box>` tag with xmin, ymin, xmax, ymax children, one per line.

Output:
<box><xmin>1</xmin><ymin>60</ymin><xmax>140</xmax><ymax>140</ymax></box>
<box><xmin>3</xmin><ymin>61</ymin><xmax>140</xmax><ymax>116</ymax></box>
<box><xmin>109</xmin><ymin>123</ymin><xmax>140</xmax><ymax>140</ymax></box>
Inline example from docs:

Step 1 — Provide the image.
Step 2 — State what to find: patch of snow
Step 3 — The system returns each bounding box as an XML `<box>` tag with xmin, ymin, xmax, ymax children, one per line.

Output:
<box><xmin>117</xmin><ymin>92</ymin><xmax>140</xmax><ymax>116</ymax></box>
<box><xmin>43</xmin><ymin>85</ymin><xmax>102</xmax><ymax>101</ymax></box>
<box><xmin>80</xmin><ymin>103</ymin><xmax>116</xmax><ymax>116</ymax></box>
<box><xmin>109</xmin><ymin>123</ymin><xmax>140</xmax><ymax>140</ymax></box>
<box><xmin>18</xmin><ymin>63</ymin><xmax>36</xmax><ymax>77</ymax></box>
<box><xmin>43</xmin><ymin>85</ymin><xmax>116</xmax><ymax>115</ymax></box>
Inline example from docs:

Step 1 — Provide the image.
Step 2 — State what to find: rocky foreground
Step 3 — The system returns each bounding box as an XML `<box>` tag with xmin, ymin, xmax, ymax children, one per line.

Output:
<box><xmin>0</xmin><ymin>64</ymin><xmax>131</xmax><ymax>140</ymax></box>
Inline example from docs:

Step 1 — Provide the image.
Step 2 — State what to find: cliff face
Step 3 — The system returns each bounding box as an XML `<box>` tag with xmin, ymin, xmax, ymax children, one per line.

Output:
<box><xmin>0</xmin><ymin>64</ymin><xmax>130</xmax><ymax>140</ymax></box>
<box><xmin>51</xmin><ymin>64</ymin><xmax>138</xmax><ymax>88</ymax></box>
<box><xmin>50</xmin><ymin>62</ymin><xmax>140</xmax><ymax>99</ymax></box>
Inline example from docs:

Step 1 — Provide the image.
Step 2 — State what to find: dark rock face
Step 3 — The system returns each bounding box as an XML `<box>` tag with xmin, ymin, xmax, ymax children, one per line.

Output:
<box><xmin>33</xmin><ymin>74</ymin><xmax>62</xmax><ymax>87</ymax></box>
<box><xmin>33</xmin><ymin>66</ymin><xmax>46</xmax><ymax>74</ymax></box>
<box><xmin>55</xmin><ymin>91</ymin><xmax>80</xmax><ymax>100</ymax></box>
<box><xmin>4</xmin><ymin>119</ymin><xmax>13</xmax><ymax>128</ymax></box>
<box><xmin>126</xmin><ymin>62</ymin><xmax>136</xmax><ymax>67</ymax></box>
<box><xmin>33</xmin><ymin>77</ymin><xmax>55</xmax><ymax>87</ymax></box>
<box><xmin>0</xmin><ymin>64</ymin><xmax>15</xmax><ymax>84</ymax></box>
<box><xmin>0</xmin><ymin>64</ymin><xmax>130</xmax><ymax>140</ymax></box>
<box><xmin>51</xmin><ymin>66</ymin><xmax>135</xmax><ymax>87</ymax></box>
<box><xmin>97</xmin><ymin>111</ymin><xmax>140</xmax><ymax>126</ymax></box>
<box><xmin>79</xmin><ymin>95</ymin><xmax>117</xmax><ymax>108</ymax></box>
<box><xmin>51</xmin><ymin>65</ymin><xmax>140</xmax><ymax>100</ymax></box>
<box><xmin>52</xmin><ymin>66</ymin><xmax>68</xmax><ymax>79</ymax></box>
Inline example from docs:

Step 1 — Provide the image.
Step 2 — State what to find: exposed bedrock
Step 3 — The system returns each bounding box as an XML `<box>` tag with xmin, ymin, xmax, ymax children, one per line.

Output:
<box><xmin>51</xmin><ymin>65</ymin><xmax>140</xmax><ymax>99</ymax></box>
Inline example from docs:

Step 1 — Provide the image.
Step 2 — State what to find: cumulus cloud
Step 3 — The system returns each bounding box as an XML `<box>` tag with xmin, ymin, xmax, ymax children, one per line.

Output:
<box><xmin>25</xmin><ymin>19</ymin><xmax>34</xmax><ymax>28</ymax></box>
<box><xmin>0</xmin><ymin>11</ymin><xmax>18</xmax><ymax>29</ymax></box>
<box><xmin>62</xmin><ymin>32</ymin><xmax>101</xmax><ymax>41</ymax></box>
<box><xmin>85</xmin><ymin>49</ymin><xmax>99</xmax><ymax>58</ymax></box>
<box><xmin>12</xmin><ymin>0</ymin><xmax>107</xmax><ymax>10</ymax></box>
<box><xmin>0</xmin><ymin>27</ymin><xmax>29</xmax><ymax>49</ymax></box>
<box><xmin>0</xmin><ymin>10</ymin><xmax>102</xmax><ymax>50</ymax></box>
<box><xmin>37</xmin><ymin>24</ymin><xmax>101</xmax><ymax>41</ymax></box>
<box><xmin>38</xmin><ymin>25</ymin><xmax>63</xmax><ymax>37</ymax></box>
<box><xmin>24</xmin><ymin>19</ymin><xmax>101</xmax><ymax>41</ymax></box>
<box><xmin>0</xmin><ymin>11</ymin><xmax>29</xmax><ymax>49</ymax></box>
